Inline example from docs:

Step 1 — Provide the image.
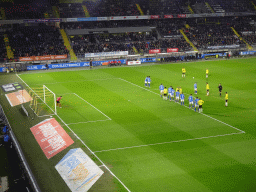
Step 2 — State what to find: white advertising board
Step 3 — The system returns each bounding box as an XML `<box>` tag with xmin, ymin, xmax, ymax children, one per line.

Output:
<box><xmin>127</xmin><ymin>61</ymin><xmax>141</xmax><ymax>65</ymax></box>
<box><xmin>55</xmin><ymin>148</ymin><xmax>104</xmax><ymax>192</ymax></box>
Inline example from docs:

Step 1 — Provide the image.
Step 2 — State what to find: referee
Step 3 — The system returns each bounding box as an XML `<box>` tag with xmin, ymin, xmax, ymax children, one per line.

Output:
<box><xmin>218</xmin><ymin>83</ymin><xmax>223</xmax><ymax>96</ymax></box>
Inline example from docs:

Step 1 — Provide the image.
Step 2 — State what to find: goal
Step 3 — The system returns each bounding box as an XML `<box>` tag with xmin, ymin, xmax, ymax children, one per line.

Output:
<box><xmin>29</xmin><ymin>85</ymin><xmax>56</xmax><ymax>117</ymax></box>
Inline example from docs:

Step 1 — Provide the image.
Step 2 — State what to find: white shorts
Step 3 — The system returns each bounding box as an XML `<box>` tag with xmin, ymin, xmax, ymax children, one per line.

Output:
<box><xmin>160</xmin><ymin>90</ymin><xmax>164</xmax><ymax>94</ymax></box>
<box><xmin>148</xmin><ymin>82</ymin><xmax>150</xmax><ymax>84</ymax></box>
<box><xmin>189</xmin><ymin>102</ymin><xmax>193</xmax><ymax>105</ymax></box>
<box><xmin>181</xmin><ymin>99</ymin><xmax>184</xmax><ymax>102</ymax></box>
<box><xmin>171</xmin><ymin>94</ymin><xmax>174</xmax><ymax>97</ymax></box>
<box><xmin>145</xmin><ymin>81</ymin><xmax>148</xmax><ymax>83</ymax></box>
<box><xmin>194</xmin><ymin>88</ymin><xmax>197</xmax><ymax>91</ymax></box>
<box><xmin>168</xmin><ymin>93</ymin><xmax>171</xmax><ymax>96</ymax></box>
<box><xmin>195</xmin><ymin>104</ymin><xmax>199</xmax><ymax>108</ymax></box>
<box><xmin>176</xmin><ymin>96</ymin><xmax>179</xmax><ymax>100</ymax></box>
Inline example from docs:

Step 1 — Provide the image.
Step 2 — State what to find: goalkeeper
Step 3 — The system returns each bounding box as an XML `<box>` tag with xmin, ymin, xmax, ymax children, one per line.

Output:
<box><xmin>56</xmin><ymin>96</ymin><xmax>62</xmax><ymax>108</ymax></box>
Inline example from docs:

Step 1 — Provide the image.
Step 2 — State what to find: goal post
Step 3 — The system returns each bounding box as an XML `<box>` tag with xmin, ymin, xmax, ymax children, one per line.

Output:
<box><xmin>43</xmin><ymin>85</ymin><xmax>57</xmax><ymax>115</ymax></box>
<box><xmin>28</xmin><ymin>85</ymin><xmax>57</xmax><ymax>117</ymax></box>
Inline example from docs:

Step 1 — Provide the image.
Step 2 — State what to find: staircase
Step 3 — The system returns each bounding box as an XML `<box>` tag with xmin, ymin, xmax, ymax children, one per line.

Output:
<box><xmin>251</xmin><ymin>1</ymin><xmax>256</xmax><ymax>10</ymax></box>
<box><xmin>136</xmin><ymin>4</ymin><xmax>144</xmax><ymax>15</ymax></box>
<box><xmin>59</xmin><ymin>29</ymin><xmax>77</xmax><ymax>61</ymax></box>
<box><xmin>231</xmin><ymin>27</ymin><xmax>253</xmax><ymax>50</ymax></box>
<box><xmin>205</xmin><ymin>2</ymin><xmax>215</xmax><ymax>13</ymax></box>
<box><xmin>133</xmin><ymin>46</ymin><xmax>138</xmax><ymax>54</ymax></box>
<box><xmin>82</xmin><ymin>5</ymin><xmax>90</xmax><ymax>17</ymax></box>
<box><xmin>188</xmin><ymin>5</ymin><xmax>194</xmax><ymax>14</ymax></box>
<box><xmin>179</xmin><ymin>29</ymin><xmax>198</xmax><ymax>52</ymax></box>
<box><xmin>0</xmin><ymin>7</ymin><xmax>6</xmax><ymax>20</ymax></box>
<box><xmin>4</xmin><ymin>34</ymin><xmax>14</xmax><ymax>60</ymax></box>
<box><xmin>52</xmin><ymin>6</ymin><xmax>60</xmax><ymax>18</ymax></box>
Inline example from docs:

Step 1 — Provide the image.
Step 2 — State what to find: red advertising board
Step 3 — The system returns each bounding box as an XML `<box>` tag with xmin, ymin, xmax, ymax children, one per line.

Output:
<box><xmin>150</xmin><ymin>15</ymin><xmax>160</xmax><ymax>19</ymax></box>
<box><xmin>164</xmin><ymin>15</ymin><xmax>174</xmax><ymax>19</ymax></box>
<box><xmin>178</xmin><ymin>14</ymin><xmax>186</xmax><ymax>18</ymax></box>
<box><xmin>19</xmin><ymin>54</ymin><xmax>67</xmax><ymax>62</ymax></box>
<box><xmin>30</xmin><ymin>118</ymin><xmax>74</xmax><ymax>159</ymax></box>
<box><xmin>149</xmin><ymin>49</ymin><xmax>161</xmax><ymax>54</ymax></box>
<box><xmin>167</xmin><ymin>48</ymin><xmax>179</xmax><ymax>52</ymax></box>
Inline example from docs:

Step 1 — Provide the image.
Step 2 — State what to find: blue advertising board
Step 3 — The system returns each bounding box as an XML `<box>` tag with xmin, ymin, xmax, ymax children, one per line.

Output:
<box><xmin>77</xmin><ymin>17</ymin><xmax>98</xmax><ymax>21</ymax></box>
<box><xmin>26</xmin><ymin>60</ymin><xmax>127</xmax><ymax>71</ymax></box>
<box><xmin>27</xmin><ymin>62</ymin><xmax>90</xmax><ymax>71</ymax></box>
<box><xmin>0</xmin><ymin>67</ymin><xmax>5</xmax><ymax>73</ymax></box>
<box><xmin>201</xmin><ymin>52</ymin><xmax>227</xmax><ymax>58</ymax></box>
<box><xmin>239</xmin><ymin>51</ymin><xmax>256</xmax><ymax>56</ymax></box>
<box><xmin>140</xmin><ymin>58</ymin><xmax>156</xmax><ymax>63</ymax></box>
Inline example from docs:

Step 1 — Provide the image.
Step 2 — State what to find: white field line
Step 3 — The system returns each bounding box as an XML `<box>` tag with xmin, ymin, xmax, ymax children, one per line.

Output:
<box><xmin>5</xmin><ymin>94</ymin><xmax>13</xmax><ymax>107</ymax></box>
<box><xmin>30</xmin><ymin>78</ymin><xmax>120</xmax><ymax>85</ymax></box>
<box><xmin>67</xmin><ymin>119</ymin><xmax>111</xmax><ymax>125</ymax></box>
<box><xmin>16</xmin><ymin>74</ymin><xmax>131</xmax><ymax>192</ymax></box>
<box><xmin>73</xmin><ymin>93</ymin><xmax>111</xmax><ymax>120</ymax></box>
<box><xmin>93</xmin><ymin>132</ymin><xmax>244</xmax><ymax>153</ymax></box>
<box><xmin>119</xmin><ymin>78</ymin><xmax>245</xmax><ymax>133</ymax></box>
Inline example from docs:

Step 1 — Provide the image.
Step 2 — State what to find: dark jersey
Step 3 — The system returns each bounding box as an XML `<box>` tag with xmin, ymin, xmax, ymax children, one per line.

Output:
<box><xmin>218</xmin><ymin>85</ymin><xmax>223</xmax><ymax>91</ymax></box>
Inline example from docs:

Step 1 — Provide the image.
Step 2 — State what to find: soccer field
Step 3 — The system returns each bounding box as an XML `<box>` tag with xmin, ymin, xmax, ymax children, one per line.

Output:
<box><xmin>7</xmin><ymin>58</ymin><xmax>256</xmax><ymax>191</ymax></box>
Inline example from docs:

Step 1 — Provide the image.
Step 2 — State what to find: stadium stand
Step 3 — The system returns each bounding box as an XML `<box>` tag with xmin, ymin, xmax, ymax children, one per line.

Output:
<box><xmin>58</xmin><ymin>3</ymin><xmax>85</xmax><ymax>18</ymax></box>
<box><xmin>232</xmin><ymin>17</ymin><xmax>256</xmax><ymax>46</ymax></box>
<box><xmin>207</xmin><ymin>0</ymin><xmax>255</xmax><ymax>13</ymax></box>
<box><xmin>8</xmin><ymin>25</ymin><xmax>69</xmax><ymax>58</ymax></box>
<box><xmin>183</xmin><ymin>21</ymin><xmax>246</xmax><ymax>50</ymax></box>
<box><xmin>84</xmin><ymin>0</ymin><xmax>140</xmax><ymax>17</ymax></box>
<box><xmin>0</xmin><ymin>34</ymin><xmax>7</xmax><ymax>62</ymax></box>
<box><xmin>2</xmin><ymin>2</ymin><xmax>52</xmax><ymax>20</ymax></box>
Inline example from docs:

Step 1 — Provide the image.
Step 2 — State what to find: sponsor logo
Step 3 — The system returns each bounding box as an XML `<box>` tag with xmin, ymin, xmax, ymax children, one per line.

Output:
<box><xmin>150</xmin><ymin>15</ymin><xmax>160</xmax><ymax>19</ymax></box>
<box><xmin>149</xmin><ymin>49</ymin><xmax>161</xmax><ymax>54</ymax></box>
<box><xmin>167</xmin><ymin>48</ymin><xmax>179</xmax><ymax>52</ymax></box>
<box><xmin>164</xmin><ymin>15</ymin><xmax>173</xmax><ymax>18</ymax></box>
<box><xmin>20</xmin><ymin>55</ymin><xmax>67</xmax><ymax>61</ymax></box>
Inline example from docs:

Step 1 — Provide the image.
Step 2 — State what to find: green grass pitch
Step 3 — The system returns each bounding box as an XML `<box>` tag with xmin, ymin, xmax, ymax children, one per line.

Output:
<box><xmin>3</xmin><ymin>57</ymin><xmax>256</xmax><ymax>191</ymax></box>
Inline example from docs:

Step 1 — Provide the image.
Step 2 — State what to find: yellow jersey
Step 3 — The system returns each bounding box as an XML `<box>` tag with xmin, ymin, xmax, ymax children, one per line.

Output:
<box><xmin>225</xmin><ymin>94</ymin><xmax>228</xmax><ymax>100</ymax></box>
<box><xmin>206</xmin><ymin>84</ymin><xmax>209</xmax><ymax>90</ymax></box>
<box><xmin>182</xmin><ymin>68</ymin><xmax>186</xmax><ymax>73</ymax></box>
<box><xmin>206</xmin><ymin>69</ymin><xmax>209</xmax><ymax>74</ymax></box>
<box><xmin>198</xmin><ymin>100</ymin><xmax>204</xmax><ymax>105</ymax></box>
<box><xmin>164</xmin><ymin>88</ymin><xmax>168</xmax><ymax>94</ymax></box>
<box><xmin>176</xmin><ymin>87</ymin><xmax>179</xmax><ymax>92</ymax></box>
<box><xmin>179</xmin><ymin>88</ymin><xmax>182</xmax><ymax>93</ymax></box>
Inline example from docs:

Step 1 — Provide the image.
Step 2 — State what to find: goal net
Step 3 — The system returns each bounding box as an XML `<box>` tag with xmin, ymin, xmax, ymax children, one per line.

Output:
<box><xmin>29</xmin><ymin>85</ymin><xmax>56</xmax><ymax>117</ymax></box>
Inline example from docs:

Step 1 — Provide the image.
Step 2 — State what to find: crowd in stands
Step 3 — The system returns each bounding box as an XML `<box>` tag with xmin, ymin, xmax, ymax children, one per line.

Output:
<box><xmin>232</xmin><ymin>18</ymin><xmax>256</xmax><ymax>46</ymax></box>
<box><xmin>184</xmin><ymin>23</ymin><xmax>245</xmax><ymax>49</ymax></box>
<box><xmin>8</xmin><ymin>25</ymin><xmax>69</xmax><ymax>58</ymax></box>
<box><xmin>2</xmin><ymin>2</ymin><xmax>52</xmax><ymax>20</ymax></box>
<box><xmin>157</xmin><ymin>20</ymin><xmax>185</xmax><ymax>37</ymax></box>
<box><xmin>84</xmin><ymin>0</ymin><xmax>140</xmax><ymax>17</ymax></box>
<box><xmin>207</xmin><ymin>0</ymin><xmax>255</xmax><ymax>13</ymax></box>
<box><xmin>71</xmin><ymin>29</ymin><xmax>192</xmax><ymax>57</ymax></box>
<box><xmin>0</xmin><ymin>0</ymin><xmax>255</xmax><ymax>21</ymax></box>
<box><xmin>58</xmin><ymin>3</ymin><xmax>85</xmax><ymax>18</ymax></box>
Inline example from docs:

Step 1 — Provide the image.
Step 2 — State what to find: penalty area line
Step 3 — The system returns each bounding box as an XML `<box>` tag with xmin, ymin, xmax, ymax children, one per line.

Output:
<box><xmin>73</xmin><ymin>93</ymin><xmax>111</xmax><ymax>120</ymax></box>
<box><xmin>93</xmin><ymin>132</ymin><xmax>245</xmax><ymax>153</ymax></box>
<box><xmin>67</xmin><ymin>119</ymin><xmax>111</xmax><ymax>125</ymax></box>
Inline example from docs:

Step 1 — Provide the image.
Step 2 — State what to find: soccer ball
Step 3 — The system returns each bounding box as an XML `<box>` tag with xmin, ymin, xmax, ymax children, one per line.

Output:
<box><xmin>193</xmin><ymin>77</ymin><xmax>194</xmax><ymax>79</ymax></box>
